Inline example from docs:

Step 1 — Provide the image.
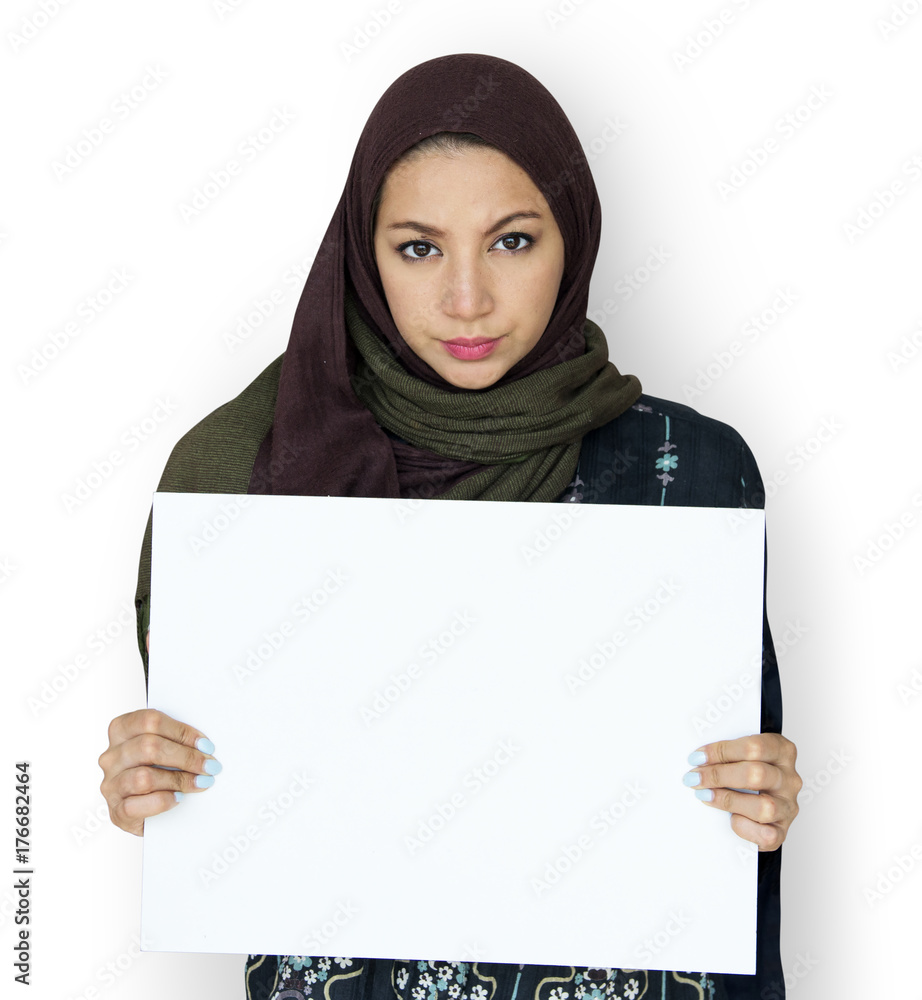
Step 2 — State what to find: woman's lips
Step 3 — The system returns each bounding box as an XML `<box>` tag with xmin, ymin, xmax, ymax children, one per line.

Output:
<box><xmin>442</xmin><ymin>337</ymin><xmax>500</xmax><ymax>360</ymax></box>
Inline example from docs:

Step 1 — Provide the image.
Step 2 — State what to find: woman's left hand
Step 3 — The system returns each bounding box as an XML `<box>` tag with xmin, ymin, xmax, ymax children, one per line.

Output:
<box><xmin>683</xmin><ymin>733</ymin><xmax>801</xmax><ymax>851</ymax></box>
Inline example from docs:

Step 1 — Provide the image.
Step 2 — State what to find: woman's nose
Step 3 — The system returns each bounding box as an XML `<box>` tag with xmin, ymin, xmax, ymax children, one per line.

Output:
<box><xmin>440</xmin><ymin>256</ymin><xmax>494</xmax><ymax>321</ymax></box>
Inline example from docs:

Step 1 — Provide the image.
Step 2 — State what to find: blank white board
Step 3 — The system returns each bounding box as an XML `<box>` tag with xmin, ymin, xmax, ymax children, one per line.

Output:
<box><xmin>142</xmin><ymin>493</ymin><xmax>765</xmax><ymax>974</ymax></box>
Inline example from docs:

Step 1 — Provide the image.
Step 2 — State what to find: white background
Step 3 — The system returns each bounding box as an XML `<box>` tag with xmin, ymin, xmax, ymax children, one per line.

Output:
<box><xmin>2</xmin><ymin>0</ymin><xmax>920</xmax><ymax>997</ymax></box>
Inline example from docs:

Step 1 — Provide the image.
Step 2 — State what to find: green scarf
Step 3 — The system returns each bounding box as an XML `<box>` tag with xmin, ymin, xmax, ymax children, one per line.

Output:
<box><xmin>346</xmin><ymin>290</ymin><xmax>642</xmax><ymax>502</ymax></box>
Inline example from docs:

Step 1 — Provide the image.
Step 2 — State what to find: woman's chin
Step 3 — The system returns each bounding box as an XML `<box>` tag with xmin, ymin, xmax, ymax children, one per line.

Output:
<box><xmin>436</xmin><ymin>360</ymin><xmax>507</xmax><ymax>390</ymax></box>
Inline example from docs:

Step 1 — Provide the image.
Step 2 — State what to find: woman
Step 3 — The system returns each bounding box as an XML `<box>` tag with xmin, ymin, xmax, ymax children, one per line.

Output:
<box><xmin>99</xmin><ymin>53</ymin><xmax>801</xmax><ymax>999</ymax></box>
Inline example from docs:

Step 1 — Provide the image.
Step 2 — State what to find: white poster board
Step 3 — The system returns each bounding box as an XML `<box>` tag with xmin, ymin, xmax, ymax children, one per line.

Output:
<box><xmin>142</xmin><ymin>493</ymin><xmax>764</xmax><ymax>974</ymax></box>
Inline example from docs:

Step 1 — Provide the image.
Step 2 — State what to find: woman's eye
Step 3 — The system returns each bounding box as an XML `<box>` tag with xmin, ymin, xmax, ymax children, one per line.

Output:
<box><xmin>491</xmin><ymin>232</ymin><xmax>533</xmax><ymax>252</ymax></box>
<box><xmin>398</xmin><ymin>241</ymin><xmax>440</xmax><ymax>260</ymax></box>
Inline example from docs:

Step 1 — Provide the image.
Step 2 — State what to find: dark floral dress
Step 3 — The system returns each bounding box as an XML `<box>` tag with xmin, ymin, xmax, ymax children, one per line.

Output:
<box><xmin>246</xmin><ymin>957</ymin><xmax>724</xmax><ymax>1000</ymax></box>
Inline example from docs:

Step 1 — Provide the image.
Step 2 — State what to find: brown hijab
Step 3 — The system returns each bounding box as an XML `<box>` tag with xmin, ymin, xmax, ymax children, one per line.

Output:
<box><xmin>249</xmin><ymin>52</ymin><xmax>641</xmax><ymax>500</ymax></box>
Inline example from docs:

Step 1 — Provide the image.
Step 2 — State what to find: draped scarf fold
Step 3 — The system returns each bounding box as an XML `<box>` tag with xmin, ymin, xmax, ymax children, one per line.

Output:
<box><xmin>345</xmin><ymin>285</ymin><xmax>640</xmax><ymax>501</ymax></box>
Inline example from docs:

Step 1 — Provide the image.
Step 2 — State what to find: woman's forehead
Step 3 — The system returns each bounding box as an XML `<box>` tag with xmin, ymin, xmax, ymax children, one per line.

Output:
<box><xmin>376</xmin><ymin>147</ymin><xmax>554</xmax><ymax>224</ymax></box>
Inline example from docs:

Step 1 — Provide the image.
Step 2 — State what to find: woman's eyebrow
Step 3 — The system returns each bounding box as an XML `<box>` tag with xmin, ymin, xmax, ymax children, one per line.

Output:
<box><xmin>384</xmin><ymin>210</ymin><xmax>543</xmax><ymax>239</ymax></box>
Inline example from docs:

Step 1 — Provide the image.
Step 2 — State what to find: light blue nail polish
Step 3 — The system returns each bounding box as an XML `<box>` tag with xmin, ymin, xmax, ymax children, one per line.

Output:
<box><xmin>173</xmin><ymin>791</ymin><xmax>184</xmax><ymax>803</ymax></box>
<box><xmin>203</xmin><ymin>758</ymin><xmax>223</xmax><ymax>776</ymax></box>
<box><xmin>695</xmin><ymin>788</ymin><xmax>714</xmax><ymax>802</ymax></box>
<box><xmin>195</xmin><ymin>774</ymin><xmax>215</xmax><ymax>789</ymax></box>
<box><xmin>682</xmin><ymin>771</ymin><xmax>700</xmax><ymax>787</ymax></box>
<box><xmin>196</xmin><ymin>737</ymin><xmax>215</xmax><ymax>755</ymax></box>
<box><xmin>688</xmin><ymin>750</ymin><xmax>707</xmax><ymax>766</ymax></box>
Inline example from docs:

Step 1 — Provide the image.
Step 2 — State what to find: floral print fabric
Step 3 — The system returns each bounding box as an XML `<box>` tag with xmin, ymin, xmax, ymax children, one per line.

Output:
<box><xmin>246</xmin><ymin>957</ymin><xmax>723</xmax><ymax>1000</ymax></box>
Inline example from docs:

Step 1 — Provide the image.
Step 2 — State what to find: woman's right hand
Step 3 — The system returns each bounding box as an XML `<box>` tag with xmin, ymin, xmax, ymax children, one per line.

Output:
<box><xmin>98</xmin><ymin>633</ymin><xmax>222</xmax><ymax>836</ymax></box>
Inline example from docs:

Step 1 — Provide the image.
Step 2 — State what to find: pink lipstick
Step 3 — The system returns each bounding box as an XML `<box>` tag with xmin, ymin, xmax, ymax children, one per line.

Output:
<box><xmin>443</xmin><ymin>337</ymin><xmax>500</xmax><ymax>360</ymax></box>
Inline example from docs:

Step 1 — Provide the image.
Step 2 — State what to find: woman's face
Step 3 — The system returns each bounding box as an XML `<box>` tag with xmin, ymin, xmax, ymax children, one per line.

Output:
<box><xmin>373</xmin><ymin>146</ymin><xmax>566</xmax><ymax>390</ymax></box>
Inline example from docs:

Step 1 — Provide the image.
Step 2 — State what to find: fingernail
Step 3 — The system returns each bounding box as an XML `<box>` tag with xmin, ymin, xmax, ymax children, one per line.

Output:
<box><xmin>695</xmin><ymin>788</ymin><xmax>714</xmax><ymax>802</ymax></box>
<box><xmin>195</xmin><ymin>774</ymin><xmax>215</xmax><ymax>789</ymax></box>
<box><xmin>196</xmin><ymin>737</ymin><xmax>215</xmax><ymax>755</ymax></box>
<box><xmin>682</xmin><ymin>771</ymin><xmax>700</xmax><ymax>787</ymax></box>
<box><xmin>688</xmin><ymin>750</ymin><xmax>707</xmax><ymax>766</ymax></box>
<box><xmin>173</xmin><ymin>791</ymin><xmax>184</xmax><ymax>803</ymax></box>
<box><xmin>203</xmin><ymin>758</ymin><xmax>223</xmax><ymax>776</ymax></box>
